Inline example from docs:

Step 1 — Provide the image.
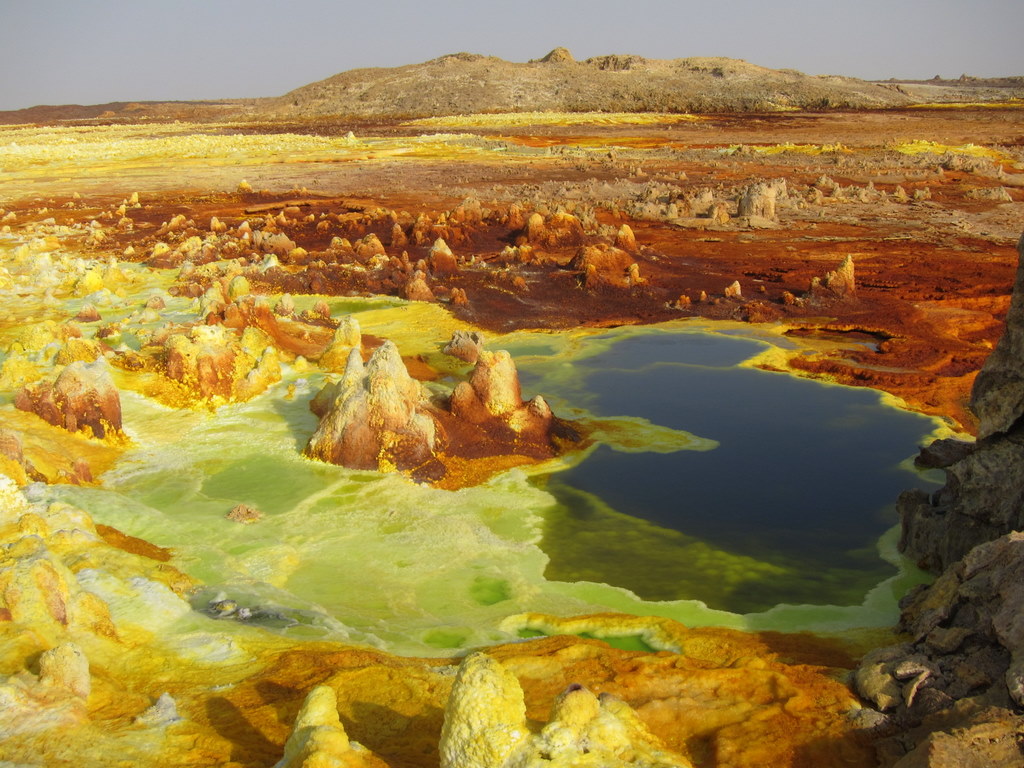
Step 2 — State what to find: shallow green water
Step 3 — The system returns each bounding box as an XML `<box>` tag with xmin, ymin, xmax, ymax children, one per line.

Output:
<box><xmin>45</xmin><ymin>320</ymin><xmax>940</xmax><ymax>655</ymax></box>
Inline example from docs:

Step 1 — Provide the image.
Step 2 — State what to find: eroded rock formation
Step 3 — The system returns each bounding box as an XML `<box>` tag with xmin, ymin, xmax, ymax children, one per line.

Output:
<box><xmin>162</xmin><ymin>323</ymin><xmax>282</xmax><ymax>404</ymax></box>
<box><xmin>15</xmin><ymin>359</ymin><xmax>123</xmax><ymax>440</ymax></box>
<box><xmin>809</xmin><ymin>255</ymin><xmax>857</xmax><ymax>302</ymax></box>
<box><xmin>305</xmin><ymin>341</ymin><xmax>569</xmax><ymax>485</ymax></box>
<box><xmin>450</xmin><ymin>349</ymin><xmax>554</xmax><ymax>443</ymax></box>
<box><xmin>568</xmin><ymin>244</ymin><xmax>640</xmax><ymax>289</ymax></box>
<box><xmin>305</xmin><ymin>342</ymin><xmax>437</xmax><ymax>472</ymax></box>
<box><xmin>275</xmin><ymin>685</ymin><xmax>384</xmax><ymax>768</ymax></box>
<box><xmin>900</xmin><ymin>234</ymin><xmax>1024</xmax><ymax>571</ymax></box>
<box><xmin>439</xmin><ymin>653</ymin><xmax>691</xmax><ymax>768</ymax></box>
<box><xmin>442</xmin><ymin>330</ymin><xmax>486</xmax><ymax>363</ymax></box>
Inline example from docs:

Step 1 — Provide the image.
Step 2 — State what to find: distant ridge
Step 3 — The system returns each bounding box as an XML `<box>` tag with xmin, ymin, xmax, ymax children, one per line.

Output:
<box><xmin>2</xmin><ymin>49</ymin><xmax>1021</xmax><ymax>125</ymax></box>
<box><xmin>259</xmin><ymin>49</ymin><xmax>920</xmax><ymax>118</ymax></box>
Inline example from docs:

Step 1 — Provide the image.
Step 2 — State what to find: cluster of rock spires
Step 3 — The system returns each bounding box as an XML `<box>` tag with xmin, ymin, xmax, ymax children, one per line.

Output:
<box><xmin>275</xmin><ymin>653</ymin><xmax>690</xmax><ymax>768</ymax></box>
<box><xmin>853</xmin><ymin>233</ymin><xmax>1024</xmax><ymax>765</ymax></box>
<box><xmin>304</xmin><ymin>319</ymin><xmax>566</xmax><ymax>483</ymax></box>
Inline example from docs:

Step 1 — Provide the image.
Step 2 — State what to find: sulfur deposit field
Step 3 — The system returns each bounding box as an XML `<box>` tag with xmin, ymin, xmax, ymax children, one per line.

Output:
<box><xmin>1</xmin><ymin>104</ymin><xmax>1022</xmax><ymax>767</ymax></box>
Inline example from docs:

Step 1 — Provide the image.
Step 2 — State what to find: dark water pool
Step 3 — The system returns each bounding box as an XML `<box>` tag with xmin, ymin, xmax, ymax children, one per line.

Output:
<box><xmin>534</xmin><ymin>331</ymin><xmax>941</xmax><ymax>613</ymax></box>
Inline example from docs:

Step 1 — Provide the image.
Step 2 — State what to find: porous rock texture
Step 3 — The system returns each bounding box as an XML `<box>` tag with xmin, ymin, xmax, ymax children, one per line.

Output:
<box><xmin>163</xmin><ymin>323</ymin><xmax>282</xmax><ymax>404</ymax></box>
<box><xmin>438</xmin><ymin>652</ymin><xmax>691</xmax><ymax>768</ymax></box>
<box><xmin>305</xmin><ymin>342</ymin><xmax>436</xmax><ymax>472</ymax></box>
<box><xmin>15</xmin><ymin>359</ymin><xmax>123</xmax><ymax>440</ymax></box>
<box><xmin>449</xmin><ymin>350</ymin><xmax>554</xmax><ymax>444</ymax></box>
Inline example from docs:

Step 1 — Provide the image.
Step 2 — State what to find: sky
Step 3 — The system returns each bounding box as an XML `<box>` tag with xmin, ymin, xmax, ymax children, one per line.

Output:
<box><xmin>0</xmin><ymin>0</ymin><xmax>1021</xmax><ymax>111</ymax></box>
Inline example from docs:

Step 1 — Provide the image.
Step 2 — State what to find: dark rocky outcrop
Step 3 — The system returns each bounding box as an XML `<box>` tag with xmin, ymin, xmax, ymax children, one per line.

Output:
<box><xmin>899</xmin><ymin>234</ymin><xmax>1024</xmax><ymax>572</ymax></box>
<box><xmin>855</xmin><ymin>232</ymin><xmax>1024</xmax><ymax>766</ymax></box>
<box><xmin>971</xmin><ymin>233</ymin><xmax>1024</xmax><ymax>442</ymax></box>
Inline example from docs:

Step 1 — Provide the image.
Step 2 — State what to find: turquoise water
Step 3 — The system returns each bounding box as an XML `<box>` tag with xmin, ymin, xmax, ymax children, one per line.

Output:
<box><xmin>44</xmin><ymin>323</ymin><xmax>941</xmax><ymax>655</ymax></box>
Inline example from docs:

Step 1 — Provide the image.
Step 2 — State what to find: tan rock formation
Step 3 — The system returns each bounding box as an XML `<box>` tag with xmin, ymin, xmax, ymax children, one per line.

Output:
<box><xmin>428</xmin><ymin>237</ymin><xmax>458</xmax><ymax>274</ymax></box>
<box><xmin>390</xmin><ymin>222</ymin><xmax>409</xmax><ymax>249</ymax></box>
<box><xmin>737</xmin><ymin>179</ymin><xmax>787</xmax><ymax>221</ymax></box>
<box><xmin>568</xmin><ymin>244</ymin><xmax>637</xmax><ymax>288</ymax></box>
<box><xmin>319</xmin><ymin>316</ymin><xmax>362</xmax><ymax>372</ymax></box>
<box><xmin>614</xmin><ymin>223</ymin><xmax>637</xmax><ymax>252</ymax></box>
<box><xmin>449</xmin><ymin>350</ymin><xmax>554</xmax><ymax>445</ymax></box>
<box><xmin>354</xmin><ymin>233</ymin><xmax>386</xmax><ymax>261</ymax></box>
<box><xmin>442</xmin><ymin>330</ymin><xmax>485</xmax><ymax>363</ymax></box>
<box><xmin>404</xmin><ymin>270</ymin><xmax>435</xmax><ymax>302</ymax></box>
<box><xmin>163</xmin><ymin>324</ymin><xmax>281</xmax><ymax>404</ymax></box>
<box><xmin>304</xmin><ymin>342</ymin><xmax>436</xmax><ymax>471</ymax></box>
<box><xmin>536</xmin><ymin>47</ymin><xmax>575</xmax><ymax>64</ymax></box>
<box><xmin>525</xmin><ymin>212</ymin><xmax>586</xmax><ymax>248</ymax></box>
<box><xmin>15</xmin><ymin>359</ymin><xmax>123</xmax><ymax>440</ymax></box>
<box><xmin>810</xmin><ymin>255</ymin><xmax>856</xmax><ymax>301</ymax></box>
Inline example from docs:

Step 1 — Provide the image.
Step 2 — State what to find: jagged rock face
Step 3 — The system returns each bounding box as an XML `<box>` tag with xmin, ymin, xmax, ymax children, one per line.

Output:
<box><xmin>304</xmin><ymin>343</ymin><xmax>436</xmax><ymax>472</ymax></box>
<box><xmin>972</xmin><ymin>233</ymin><xmax>1024</xmax><ymax>441</ymax></box>
<box><xmin>15</xmin><ymin>360</ymin><xmax>123</xmax><ymax>439</ymax></box>
<box><xmin>854</xmin><ymin>532</ymin><xmax>1024</xmax><ymax>765</ymax></box>
<box><xmin>862</xmin><ymin>232</ymin><xmax>1024</xmax><ymax>766</ymax></box>
<box><xmin>900</xmin><ymin>234</ymin><xmax>1024</xmax><ymax>571</ymax></box>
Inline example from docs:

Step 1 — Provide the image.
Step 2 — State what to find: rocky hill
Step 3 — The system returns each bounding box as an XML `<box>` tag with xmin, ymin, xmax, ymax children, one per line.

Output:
<box><xmin>257</xmin><ymin>48</ymin><xmax>919</xmax><ymax>118</ymax></box>
<box><xmin>4</xmin><ymin>49</ymin><xmax>1023</xmax><ymax>125</ymax></box>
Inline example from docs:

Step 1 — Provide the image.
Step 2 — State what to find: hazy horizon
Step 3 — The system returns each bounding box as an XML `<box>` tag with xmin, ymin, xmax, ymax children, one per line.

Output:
<box><xmin>1</xmin><ymin>0</ymin><xmax>1021</xmax><ymax>112</ymax></box>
